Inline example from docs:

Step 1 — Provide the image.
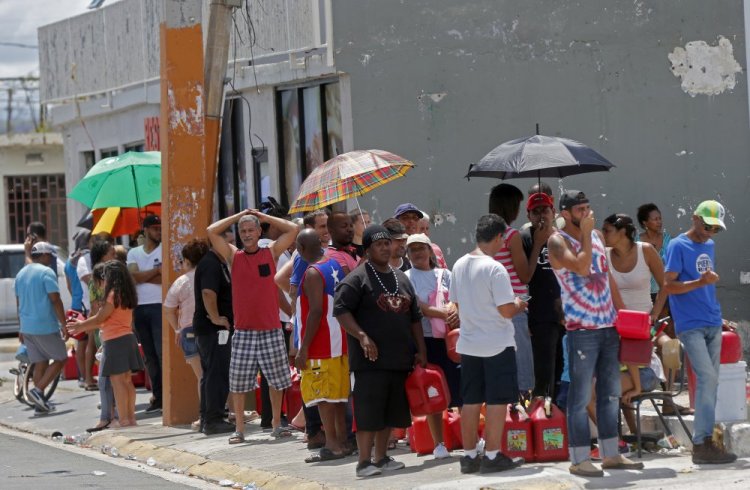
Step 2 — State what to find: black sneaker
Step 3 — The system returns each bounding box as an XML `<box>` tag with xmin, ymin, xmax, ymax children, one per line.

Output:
<box><xmin>479</xmin><ymin>453</ymin><xmax>524</xmax><ymax>474</ymax></box>
<box><xmin>203</xmin><ymin>420</ymin><xmax>236</xmax><ymax>435</ymax></box>
<box><xmin>355</xmin><ymin>461</ymin><xmax>382</xmax><ymax>477</ymax></box>
<box><xmin>460</xmin><ymin>455</ymin><xmax>481</xmax><ymax>474</ymax></box>
<box><xmin>145</xmin><ymin>399</ymin><xmax>162</xmax><ymax>413</ymax></box>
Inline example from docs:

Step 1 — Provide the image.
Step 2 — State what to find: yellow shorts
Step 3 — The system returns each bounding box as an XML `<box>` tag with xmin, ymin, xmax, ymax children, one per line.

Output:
<box><xmin>300</xmin><ymin>356</ymin><xmax>350</xmax><ymax>407</ymax></box>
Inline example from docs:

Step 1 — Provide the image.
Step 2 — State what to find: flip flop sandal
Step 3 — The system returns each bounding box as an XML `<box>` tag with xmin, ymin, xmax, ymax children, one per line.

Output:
<box><xmin>271</xmin><ymin>427</ymin><xmax>293</xmax><ymax>438</ymax></box>
<box><xmin>387</xmin><ymin>439</ymin><xmax>398</xmax><ymax>450</ymax></box>
<box><xmin>304</xmin><ymin>448</ymin><xmax>346</xmax><ymax>463</ymax></box>
<box><xmin>228</xmin><ymin>431</ymin><xmax>245</xmax><ymax>444</ymax></box>
<box><xmin>85</xmin><ymin>383</ymin><xmax>99</xmax><ymax>391</ymax></box>
<box><xmin>86</xmin><ymin>421</ymin><xmax>111</xmax><ymax>433</ymax></box>
<box><xmin>288</xmin><ymin>423</ymin><xmax>305</xmax><ymax>432</ymax></box>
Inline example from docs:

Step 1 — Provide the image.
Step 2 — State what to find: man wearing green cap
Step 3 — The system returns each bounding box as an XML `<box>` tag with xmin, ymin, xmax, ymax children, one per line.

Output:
<box><xmin>664</xmin><ymin>200</ymin><xmax>736</xmax><ymax>464</ymax></box>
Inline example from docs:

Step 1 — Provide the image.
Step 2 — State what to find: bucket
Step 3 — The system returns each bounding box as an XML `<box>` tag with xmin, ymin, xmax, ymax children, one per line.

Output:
<box><xmin>615</xmin><ymin>310</ymin><xmax>651</xmax><ymax>340</ymax></box>
<box><xmin>716</xmin><ymin>361</ymin><xmax>747</xmax><ymax>423</ymax></box>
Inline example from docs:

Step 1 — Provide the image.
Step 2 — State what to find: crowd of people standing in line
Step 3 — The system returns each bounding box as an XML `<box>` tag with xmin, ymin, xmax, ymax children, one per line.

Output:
<box><xmin>12</xmin><ymin>181</ymin><xmax>736</xmax><ymax>478</ymax></box>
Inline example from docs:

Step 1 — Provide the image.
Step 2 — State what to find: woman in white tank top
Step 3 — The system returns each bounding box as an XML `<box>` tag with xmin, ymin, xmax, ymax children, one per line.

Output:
<box><xmin>602</xmin><ymin>213</ymin><xmax>670</xmax><ymax>433</ymax></box>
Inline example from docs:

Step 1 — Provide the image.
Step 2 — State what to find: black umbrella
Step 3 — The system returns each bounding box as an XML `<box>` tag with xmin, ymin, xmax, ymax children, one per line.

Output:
<box><xmin>76</xmin><ymin>209</ymin><xmax>93</xmax><ymax>230</ymax></box>
<box><xmin>466</xmin><ymin>134</ymin><xmax>614</xmax><ymax>180</ymax></box>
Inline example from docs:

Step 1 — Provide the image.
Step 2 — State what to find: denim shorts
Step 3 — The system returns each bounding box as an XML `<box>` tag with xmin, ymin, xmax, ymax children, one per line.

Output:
<box><xmin>638</xmin><ymin>367</ymin><xmax>660</xmax><ymax>392</ymax></box>
<box><xmin>180</xmin><ymin>326</ymin><xmax>199</xmax><ymax>360</ymax></box>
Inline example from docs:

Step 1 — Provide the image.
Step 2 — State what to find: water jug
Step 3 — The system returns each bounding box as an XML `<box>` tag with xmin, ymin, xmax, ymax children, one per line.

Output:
<box><xmin>408</xmin><ymin>416</ymin><xmax>435</xmax><ymax>454</ymax></box>
<box><xmin>529</xmin><ymin>397</ymin><xmax>569</xmax><ymax>461</ymax></box>
<box><xmin>615</xmin><ymin>310</ymin><xmax>651</xmax><ymax>340</ymax></box>
<box><xmin>721</xmin><ymin>330</ymin><xmax>742</xmax><ymax>364</ymax></box>
<box><xmin>501</xmin><ymin>404</ymin><xmax>535</xmax><ymax>462</ymax></box>
<box><xmin>446</xmin><ymin>329</ymin><xmax>460</xmax><ymax>363</ymax></box>
<box><xmin>405</xmin><ymin>364</ymin><xmax>451</xmax><ymax>416</ymax></box>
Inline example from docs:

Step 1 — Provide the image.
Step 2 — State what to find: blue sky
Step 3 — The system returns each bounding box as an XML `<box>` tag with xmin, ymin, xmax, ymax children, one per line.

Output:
<box><xmin>0</xmin><ymin>0</ymin><xmax>90</xmax><ymax>78</ymax></box>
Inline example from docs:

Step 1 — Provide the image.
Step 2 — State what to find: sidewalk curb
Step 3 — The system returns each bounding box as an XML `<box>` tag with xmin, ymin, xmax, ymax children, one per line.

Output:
<box><xmin>87</xmin><ymin>432</ymin><xmax>331</xmax><ymax>489</ymax></box>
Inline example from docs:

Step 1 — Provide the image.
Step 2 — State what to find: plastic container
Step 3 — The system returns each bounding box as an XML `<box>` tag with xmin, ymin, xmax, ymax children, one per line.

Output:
<box><xmin>285</xmin><ymin>370</ymin><xmax>303</xmax><ymax>419</ymax></box>
<box><xmin>445</xmin><ymin>329</ymin><xmax>460</xmax><ymax>363</ymax></box>
<box><xmin>408</xmin><ymin>416</ymin><xmax>435</xmax><ymax>454</ymax></box>
<box><xmin>619</xmin><ymin>338</ymin><xmax>652</xmax><ymax>365</ymax></box>
<box><xmin>529</xmin><ymin>397</ymin><xmax>569</xmax><ymax>462</ymax></box>
<box><xmin>63</xmin><ymin>348</ymin><xmax>78</xmax><ymax>380</ymax></box>
<box><xmin>405</xmin><ymin>364</ymin><xmax>450</xmax><ymax>416</ymax></box>
<box><xmin>715</xmin><ymin>361</ymin><xmax>747</xmax><ymax>422</ymax></box>
<box><xmin>721</xmin><ymin>330</ymin><xmax>743</xmax><ymax>364</ymax></box>
<box><xmin>501</xmin><ymin>404</ymin><xmax>535</xmax><ymax>462</ymax></box>
<box><xmin>66</xmin><ymin>310</ymin><xmax>87</xmax><ymax>341</ymax></box>
<box><xmin>615</xmin><ymin>310</ymin><xmax>651</xmax><ymax>340</ymax></box>
<box><xmin>443</xmin><ymin>410</ymin><xmax>463</xmax><ymax>450</ymax></box>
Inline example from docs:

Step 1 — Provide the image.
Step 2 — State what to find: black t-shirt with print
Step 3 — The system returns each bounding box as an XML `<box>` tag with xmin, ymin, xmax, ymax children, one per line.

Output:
<box><xmin>521</xmin><ymin>228</ymin><xmax>562</xmax><ymax>324</ymax></box>
<box><xmin>193</xmin><ymin>251</ymin><xmax>233</xmax><ymax>336</ymax></box>
<box><xmin>333</xmin><ymin>263</ymin><xmax>422</xmax><ymax>372</ymax></box>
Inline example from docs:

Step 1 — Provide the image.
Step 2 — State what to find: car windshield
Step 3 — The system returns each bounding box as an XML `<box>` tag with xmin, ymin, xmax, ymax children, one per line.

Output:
<box><xmin>0</xmin><ymin>251</ymin><xmax>26</xmax><ymax>279</ymax></box>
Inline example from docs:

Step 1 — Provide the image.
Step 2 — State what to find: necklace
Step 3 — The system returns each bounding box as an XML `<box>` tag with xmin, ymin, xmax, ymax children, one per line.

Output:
<box><xmin>367</xmin><ymin>261</ymin><xmax>399</xmax><ymax>296</ymax></box>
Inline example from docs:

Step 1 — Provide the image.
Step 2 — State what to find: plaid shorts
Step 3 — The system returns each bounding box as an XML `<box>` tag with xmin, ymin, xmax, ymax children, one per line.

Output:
<box><xmin>229</xmin><ymin>329</ymin><xmax>291</xmax><ymax>393</ymax></box>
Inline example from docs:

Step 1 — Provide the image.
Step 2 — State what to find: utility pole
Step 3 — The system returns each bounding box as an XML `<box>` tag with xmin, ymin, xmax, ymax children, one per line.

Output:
<box><xmin>160</xmin><ymin>0</ymin><xmax>234</xmax><ymax>426</ymax></box>
<box><xmin>5</xmin><ymin>87</ymin><xmax>12</xmax><ymax>134</ymax></box>
<box><xmin>160</xmin><ymin>0</ymin><xmax>207</xmax><ymax>426</ymax></box>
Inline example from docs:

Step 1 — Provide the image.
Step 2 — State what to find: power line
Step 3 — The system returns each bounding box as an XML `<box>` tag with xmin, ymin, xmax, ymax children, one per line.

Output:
<box><xmin>0</xmin><ymin>42</ymin><xmax>38</xmax><ymax>49</ymax></box>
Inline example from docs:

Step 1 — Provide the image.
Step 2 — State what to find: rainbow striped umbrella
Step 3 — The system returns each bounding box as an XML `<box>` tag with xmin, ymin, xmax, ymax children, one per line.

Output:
<box><xmin>289</xmin><ymin>150</ymin><xmax>414</xmax><ymax>213</ymax></box>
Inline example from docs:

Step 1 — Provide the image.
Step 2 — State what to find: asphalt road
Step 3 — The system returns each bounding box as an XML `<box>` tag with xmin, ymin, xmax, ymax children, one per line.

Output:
<box><xmin>0</xmin><ymin>429</ymin><xmax>214</xmax><ymax>489</ymax></box>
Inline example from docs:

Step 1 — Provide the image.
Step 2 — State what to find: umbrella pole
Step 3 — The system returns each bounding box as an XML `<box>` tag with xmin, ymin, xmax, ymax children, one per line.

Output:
<box><xmin>354</xmin><ymin>196</ymin><xmax>365</xmax><ymax>224</ymax></box>
<box><xmin>131</xmin><ymin>165</ymin><xmax>143</xmax><ymax>229</ymax></box>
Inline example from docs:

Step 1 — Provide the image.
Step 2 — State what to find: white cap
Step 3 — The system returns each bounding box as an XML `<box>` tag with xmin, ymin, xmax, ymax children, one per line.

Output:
<box><xmin>406</xmin><ymin>233</ymin><xmax>432</xmax><ymax>247</ymax></box>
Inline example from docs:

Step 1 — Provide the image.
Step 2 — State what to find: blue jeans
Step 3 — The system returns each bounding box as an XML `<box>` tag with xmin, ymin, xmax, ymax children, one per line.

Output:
<box><xmin>512</xmin><ymin>312</ymin><xmax>534</xmax><ymax>392</ymax></box>
<box><xmin>99</xmin><ymin>375</ymin><xmax>117</xmax><ymax>422</ymax></box>
<box><xmin>566</xmin><ymin>327</ymin><xmax>621</xmax><ymax>464</ymax></box>
<box><xmin>678</xmin><ymin>326</ymin><xmax>722</xmax><ymax>443</ymax></box>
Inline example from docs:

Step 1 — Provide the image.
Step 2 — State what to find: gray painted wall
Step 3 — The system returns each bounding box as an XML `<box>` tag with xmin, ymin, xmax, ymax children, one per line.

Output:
<box><xmin>331</xmin><ymin>0</ymin><xmax>750</xmax><ymax>322</ymax></box>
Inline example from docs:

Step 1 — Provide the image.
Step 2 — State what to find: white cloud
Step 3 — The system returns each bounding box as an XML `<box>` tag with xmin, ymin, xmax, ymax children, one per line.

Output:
<box><xmin>0</xmin><ymin>0</ymin><xmax>91</xmax><ymax>77</ymax></box>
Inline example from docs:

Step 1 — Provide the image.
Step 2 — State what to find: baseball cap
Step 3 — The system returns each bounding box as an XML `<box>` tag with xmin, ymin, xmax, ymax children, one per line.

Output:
<box><xmin>406</xmin><ymin>233</ymin><xmax>432</xmax><ymax>247</ymax></box>
<box><xmin>694</xmin><ymin>200</ymin><xmax>726</xmax><ymax>230</ymax></box>
<box><xmin>31</xmin><ymin>241</ymin><xmax>55</xmax><ymax>256</ymax></box>
<box><xmin>382</xmin><ymin>218</ymin><xmax>409</xmax><ymax>239</ymax></box>
<box><xmin>394</xmin><ymin>203</ymin><xmax>424</xmax><ymax>219</ymax></box>
<box><xmin>559</xmin><ymin>190</ymin><xmax>589</xmax><ymax>210</ymax></box>
<box><xmin>527</xmin><ymin>192</ymin><xmax>554</xmax><ymax>211</ymax></box>
<box><xmin>362</xmin><ymin>224</ymin><xmax>392</xmax><ymax>249</ymax></box>
<box><xmin>143</xmin><ymin>214</ymin><xmax>161</xmax><ymax>228</ymax></box>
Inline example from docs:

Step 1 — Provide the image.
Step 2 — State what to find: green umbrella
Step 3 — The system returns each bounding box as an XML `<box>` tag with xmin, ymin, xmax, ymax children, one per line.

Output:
<box><xmin>68</xmin><ymin>151</ymin><xmax>162</xmax><ymax>210</ymax></box>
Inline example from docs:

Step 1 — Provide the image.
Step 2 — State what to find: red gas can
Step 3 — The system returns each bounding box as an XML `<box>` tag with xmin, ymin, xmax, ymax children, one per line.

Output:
<box><xmin>405</xmin><ymin>364</ymin><xmax>451</xmax><ymax>416</ymax></box>
<box><xmin>501</xmin><ymin>404</ymin><xmax>535</xmax><ymax>462</ymax></box>
<box><xmin>408</xmin><ymin>416</ymin><xmax>435</xmax><ymax>454</ymax></box>
<box><xmin>285</xmin><ymin>370</ymin><xmax>303</xmax><ymax>420</ymax></box>
<box><xmin>529</xmin><ymin>398</ymin><xmax>569</xmax><ymax>462</ymax></box>
<box><xmin>63</xmin><ymin>348</ymin><xmax>78</xmax><ymax>380</ymax></box>
<box><xmin>66</xmin><ymin>310</ymin><xmax>87</xmax><ymax>341</ymax></box>
<box><xmin>615</xmin><ymin>310</ymin><xmax>651</xmax><ymax>340</ymax></box>
<box><xmin>443</xmin><ymin>410</ymin><xmax>463</xmax><ymax>450</ymax></box>
<box><xmin>721</xmin><ymin>330</ymin><xmax>743</xmax><ymax>364</ymax></box>
<box><xmin>445</xmin><ymin>329</ymin><xmax>460</xmax><ymax>363</ymax></box>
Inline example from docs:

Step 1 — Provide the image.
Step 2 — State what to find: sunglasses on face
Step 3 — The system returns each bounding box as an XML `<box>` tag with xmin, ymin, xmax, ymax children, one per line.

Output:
<box><xmin>701</xmin><ymin>220</ymin><xmax>722</xmax><ymax>233</ymax></box>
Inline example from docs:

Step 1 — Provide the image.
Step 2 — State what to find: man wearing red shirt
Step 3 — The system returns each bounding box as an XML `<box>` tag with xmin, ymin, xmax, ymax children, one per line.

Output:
<box><xmin>207</xmin><ymin>209</ymin><xmax>298</xmax><ymax>444</ymax></box>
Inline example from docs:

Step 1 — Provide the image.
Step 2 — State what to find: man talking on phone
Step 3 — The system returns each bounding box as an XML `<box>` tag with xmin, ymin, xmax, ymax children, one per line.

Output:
<box><xmin>521</xmin><ymin>192</ymin><xmax>564</xmax><ymax>398</ymax></box>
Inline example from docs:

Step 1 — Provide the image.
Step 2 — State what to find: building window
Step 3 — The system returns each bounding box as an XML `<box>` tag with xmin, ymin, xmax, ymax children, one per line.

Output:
<box><xmin>252</xmin><ymin>147</ymin><xmax>270</xmax><ymax>207</ymax></box>
<box><xmin>82</xmin><ymin>151</ymin><xmax>96</xmax><ymax>171</ymax></box>
<box><xmin>25</xmin><ymin>153</ymin><xmax>44</xmax><ymax>166</ymax></box>
<box><xmin>100</xmin><ymin>148</ymin><xmax>118</xmax><ymax>159</ymax></box>
<box><xmin>5</xmin><ymin>174</ymin><xmax>68</xmax><ymax>248</ymax></box>
<box><xmin>276</xmin><ymin>80</ymin><xmax>341</xmax><ymax>208</ymax></box>
<box><xmin>216</xmin><ymin>98</ymin><xmax>247</xmax><ymax>218</ymax></box>
<box><xmin>124</xmin><ymin>142</ymin><xmax>145</xmax><ymax>152</ymax></box>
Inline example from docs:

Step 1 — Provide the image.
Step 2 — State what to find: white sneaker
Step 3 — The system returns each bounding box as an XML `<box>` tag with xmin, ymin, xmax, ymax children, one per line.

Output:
<box><xmin>433</xmin><ymin>442</ymin><xmax>451</xmax><ymax>459</ymax></box>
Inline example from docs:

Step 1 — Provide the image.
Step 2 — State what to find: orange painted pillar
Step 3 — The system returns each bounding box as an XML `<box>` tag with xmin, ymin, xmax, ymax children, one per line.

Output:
<box><xmin>159</xmin><ymin>0</ymin><xmax>209</xmax><ymax>426</ymax></box>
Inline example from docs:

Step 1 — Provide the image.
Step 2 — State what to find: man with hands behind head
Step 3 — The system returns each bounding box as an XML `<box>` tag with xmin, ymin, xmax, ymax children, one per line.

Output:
<box><xmin>207</xmin><ymin>209</ymin><xmax>298</xmax><ymax>444</ymax></box>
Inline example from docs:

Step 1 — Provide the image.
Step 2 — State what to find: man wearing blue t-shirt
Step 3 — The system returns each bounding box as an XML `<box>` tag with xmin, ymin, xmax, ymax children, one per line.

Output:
<box><xmin>15</xmin><ymin>242</ymin><xmax>68</xmax><ymax>413</ymax></box>
<box><xmin>664</xmin><ymin>200</ymin><xmax>736</xmax><ymax>465</ymax></box>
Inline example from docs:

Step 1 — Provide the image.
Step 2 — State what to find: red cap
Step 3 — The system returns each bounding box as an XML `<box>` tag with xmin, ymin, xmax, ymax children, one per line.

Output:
<box><xmin>527</xmin><ymin>193</ymin><xmax>554</xmax><ymax>211</ymax></box>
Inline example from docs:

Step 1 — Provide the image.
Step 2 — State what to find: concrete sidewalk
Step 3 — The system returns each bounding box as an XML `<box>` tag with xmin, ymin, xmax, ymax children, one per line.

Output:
<box><xmin>2</xmin><ymin>372</ymin><xmax>750</xmax><ymax>490</ymax></box>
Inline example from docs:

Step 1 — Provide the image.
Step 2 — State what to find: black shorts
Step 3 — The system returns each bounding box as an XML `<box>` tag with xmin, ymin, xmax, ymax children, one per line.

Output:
<box><xmin>424</xmin><ymin>337</ymin><xmax>462</xmax><ymax>407</ymax></box>
<box><xmin>461</xmin><ymin>347</ymin><xmax>518</xmax><ymax>405</ymax></box>
<box><xmin>352</xmin><ymin>370</ymin><xmax>411</xmax><ymax>431</ymax></box>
